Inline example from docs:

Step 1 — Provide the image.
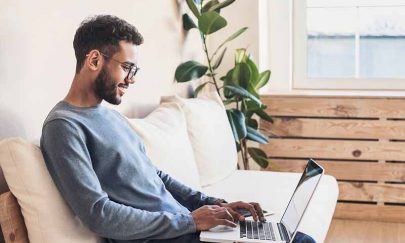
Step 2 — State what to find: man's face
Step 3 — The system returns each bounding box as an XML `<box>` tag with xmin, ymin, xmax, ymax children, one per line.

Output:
<box><xmin>94</xmin><ymin>41</ymin><xmax>139</xmax><ymax>105</ymax></box>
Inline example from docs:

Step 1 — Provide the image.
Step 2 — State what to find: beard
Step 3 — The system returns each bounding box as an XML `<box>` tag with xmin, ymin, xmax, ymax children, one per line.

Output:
<box><xmin>94</xmin><ymin>66</ymin><xmax>122</xmax><ymax>105</ymax></box>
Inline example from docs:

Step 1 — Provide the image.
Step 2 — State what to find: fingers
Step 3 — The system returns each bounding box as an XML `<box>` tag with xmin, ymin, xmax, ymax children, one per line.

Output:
<box><xmin>228</xmin><ymin>201</ymin><xmax>266</xmax><ymax>222</ymax></box>
<box><xmin>227</xmin><ymin>208</ymin><xmax>245</xmax><ymax>222</ymax></box>
<box><xmin>250</xmin><ymin>202</ymin><xmax>266</xmax><ymax>222</ymax></box>
<box><xmin>215</xmin><ymin>207</ymin><xmax>234</xmax><ymax>222</ymax></box>
<box><xmin>245</xmin><ymin>203</ymin><xmax>259</xmax><ymax>222</ymax></box>
<box><xmin>216</xmin><ymin>219</ymin><xmax>237</xmax><ymax>228</ymax></box>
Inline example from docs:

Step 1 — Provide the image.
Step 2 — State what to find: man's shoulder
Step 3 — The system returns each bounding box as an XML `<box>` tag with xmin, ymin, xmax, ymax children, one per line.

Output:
<box><xmin>43</xmin><ymin>101</ymin><xmax>79</xmax><ymax>126</ymax></box>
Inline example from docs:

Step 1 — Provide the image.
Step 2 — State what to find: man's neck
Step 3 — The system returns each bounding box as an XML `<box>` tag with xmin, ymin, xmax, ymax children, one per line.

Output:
<box><xmin>64</xmin><ymin>74</ymin><xmax>102</xmax><ymax>108</ymax></box>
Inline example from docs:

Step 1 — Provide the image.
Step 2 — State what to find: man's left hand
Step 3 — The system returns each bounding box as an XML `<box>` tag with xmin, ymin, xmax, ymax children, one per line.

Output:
<box><xmin>217</xmin><ymin>201</ymin><xmax>266</xmax><ymax>222</ymax></box>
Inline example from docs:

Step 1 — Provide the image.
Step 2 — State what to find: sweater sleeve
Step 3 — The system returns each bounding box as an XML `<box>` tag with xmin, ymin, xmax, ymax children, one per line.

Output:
<box><xmin>156</xmin><ymin>169</ymin><xmax>222</xmax><ymax>211</ymax></box>
<box><xmin>40</xmin><ymin>119</ymin><xmax>196</xmax><ymax>240</ymax></box>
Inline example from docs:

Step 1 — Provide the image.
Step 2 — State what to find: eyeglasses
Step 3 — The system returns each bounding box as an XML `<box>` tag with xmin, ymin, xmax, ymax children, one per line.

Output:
<box><xmin>99</xmin><ymin>52</ymin><xmax>140</xmax><ymax>80</ymax></box>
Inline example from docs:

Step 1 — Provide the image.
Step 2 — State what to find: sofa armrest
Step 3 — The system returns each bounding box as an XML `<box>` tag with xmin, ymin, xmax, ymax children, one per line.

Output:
<box><xmin>0</xmin><ymin>192</ymin><xmax>28</xmax><ymax>243</ymax></box>
<box><xmin>201</xmin><ymin>170</ymin><xmax>339</xmax><ymax>242</ymax></box>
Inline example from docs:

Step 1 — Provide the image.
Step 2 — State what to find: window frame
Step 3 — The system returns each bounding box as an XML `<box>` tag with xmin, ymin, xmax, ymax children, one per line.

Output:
<box><xmin>259</xmin><ymin>0</ymin><xmax>405</xmax><ymax>94</ymax></box>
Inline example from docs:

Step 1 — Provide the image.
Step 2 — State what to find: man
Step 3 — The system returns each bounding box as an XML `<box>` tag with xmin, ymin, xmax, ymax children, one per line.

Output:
<box><xmin>40</xmin><ymin>15</ymin><xmax>264</xmax><ymax>243</ymax></box>
<box><xmin>40</xmin><ymin>15</ymin><xmax>314</xmax><ymax>243</ymax></box>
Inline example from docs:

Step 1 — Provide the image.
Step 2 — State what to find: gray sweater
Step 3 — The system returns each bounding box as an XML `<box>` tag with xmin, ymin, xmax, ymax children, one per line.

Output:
<box><xmin>40</xmin><ymin>101</ymin><xmax>219</xmax><ymax>241</ymax></box>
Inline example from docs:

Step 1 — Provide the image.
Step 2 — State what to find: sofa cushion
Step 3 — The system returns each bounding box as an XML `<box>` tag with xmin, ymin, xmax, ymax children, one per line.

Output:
<box><xmin>126</xmin><ymin>102</ymin><xmax>201</xmax><ymax>189</ymax></box>
<box><xmin>0</xmin><ymin>138</ymin><xmax>102</xmax><ymax>243</ymax></box>
<box><xmin>161</xmin><ymin>92</ymin><xmax>237</xmax><ymax>187</ymax></box>
<box><xmin>201</xmin><ymin>170</ymin><xmax>338</xmax><ymax>243</ymax></box>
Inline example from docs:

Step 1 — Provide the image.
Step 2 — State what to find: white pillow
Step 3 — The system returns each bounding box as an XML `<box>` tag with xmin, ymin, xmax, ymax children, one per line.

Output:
<box><xmin>161</xmin><ymin>92</ymin><xmax>238</xmax><ymax>186</ymax></box>
<box><xmin>0</xmin><ymin>138</ymin><xmax>102</xmax><ymax>243</ymax></box>
<box><xmin>126</xmin><ymin>102</ymin><xmax>201</xmax><ymax>189</ymax></box>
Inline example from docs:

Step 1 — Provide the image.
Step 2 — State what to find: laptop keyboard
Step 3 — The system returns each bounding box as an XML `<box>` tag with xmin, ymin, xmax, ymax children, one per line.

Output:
<box><xmin>239</xmin><ymin>220</ymin><xmax>290</xmax><ymax>241</ymax></box>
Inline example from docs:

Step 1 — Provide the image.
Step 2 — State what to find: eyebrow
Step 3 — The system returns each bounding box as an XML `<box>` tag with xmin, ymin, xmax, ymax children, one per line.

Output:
<box><xmin>122</xmin><ymin>61</ymin><xmax>136</xmax><ymax>67</ymax></box>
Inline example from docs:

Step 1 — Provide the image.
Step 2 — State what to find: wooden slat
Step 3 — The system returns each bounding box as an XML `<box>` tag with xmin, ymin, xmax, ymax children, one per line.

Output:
<box><xmin>262</xmin><ymin>118</ymin><xmax>405</xmax><ymax>140</ymax></box>
<box><xmin>338</xmin><ymin>182</ymin><xmax>405</xmax><ymax>203</ymax></box>
<box><xmin>262</xmin><ymin>96</ymin><xmax>405</xmax><ymax>118</ymax></box>
<box><xmin>268</xmin><ymin>159</ymin><xmax>405</xmax><ymax>182</ymax></box>
<box><xmin>334</xmin><ymin>203</ymin><xmax>405</xmax><ymax>223</ymax></box>
<box><xmin>263</xmin><ymin>139</ymin><xmax>405</xmax><ymax>161</ymax></box>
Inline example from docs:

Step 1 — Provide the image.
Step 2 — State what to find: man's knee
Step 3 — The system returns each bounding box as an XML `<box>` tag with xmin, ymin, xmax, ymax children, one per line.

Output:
<box><xmin>293</xmin><ymin>231</ymin><xmax>316</xmax><ymax>243</ymax></box>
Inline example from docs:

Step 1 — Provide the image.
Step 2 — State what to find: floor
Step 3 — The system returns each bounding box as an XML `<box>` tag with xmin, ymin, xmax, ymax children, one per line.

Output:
<box><xmin>325</xmin><ymin>219</ymin><xmax>405</xmax><ymax>243</ymax></box>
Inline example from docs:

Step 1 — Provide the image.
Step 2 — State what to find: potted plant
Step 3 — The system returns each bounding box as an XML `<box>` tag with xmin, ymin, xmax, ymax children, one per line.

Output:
<box><xmin>175</xmin><ymin>0</ymin><xmax>273</xmax><ymax>170</ymax></box>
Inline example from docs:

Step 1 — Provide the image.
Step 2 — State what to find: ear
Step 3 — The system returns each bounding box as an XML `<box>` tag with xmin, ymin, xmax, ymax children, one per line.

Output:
<box><xmin>85</xmin><ymin>50</ymin><xmax>103</xmax><ymax>71</ymax></box>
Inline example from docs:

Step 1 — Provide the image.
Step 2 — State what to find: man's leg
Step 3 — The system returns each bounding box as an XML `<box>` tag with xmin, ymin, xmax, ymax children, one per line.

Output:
<box><xmin>292</xmin><ymin>231</ymin><xmax>316</xmax><ymax>243</ymax></box>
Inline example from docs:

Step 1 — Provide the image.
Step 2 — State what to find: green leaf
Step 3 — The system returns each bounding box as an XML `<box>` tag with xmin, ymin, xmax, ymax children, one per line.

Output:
<box><xmin>220</xmin><ymin>69</ymin><xmax>233</xmax><ymax>82</ymax></box>
<box><xmin>175</xmin><ymin>61</ymin><xmax>208</xmax><ymax>83</ymax></box>
<box><xmin>235</xmin><ymin>48</ymin><xmax>248</xmax><ymax>63</ymax></box>
<box><xmin>224</xmin><ymin>84</ymin><xmax>262</xmax><ymax>106</ymax></box>
<box><xmin>247</xmin><ymin>118</ymin><xmax>258</xmax><ymax>130</ymax></box>
<box><xmin>208</xmin><ymin>0</ymin><xmax>236</xmax><ymax>12</ymax></box>
<box><xmin>247</xmin><ymin>82</ymin><xmax>260</xmax><ymax>99</ymax></box>
<box><xmin>212</xmin><ymin>47</ymin><xmax>227</xmax><ymax>70</ymax></box>
<box><xmin>202</xmin><ymin>0</ymin><xmax>220</xmax><ymax>13</ymax></box>
<box><xmin>246</xmin><ymin>58</ymin><xmax>259</xmax><ymax>87</ymax></box>
<box><xmin>226</xmin><ymin>109</ymin><xmax>247</xmax><ymax>141</ymax></box>
<box><xmin>213</xmin><ymin>27</ymin><xmax>248</xmax><ymax>57</ymax></box>
<box><xmin>248</xmin><ymin>147</ymin><xmax>269</xmax><ymax>168</ymax></box>
<box><xmin>198</xmin><ymin>11</ymin><xmax>227</xmax><ymax>35</ymax></box>
<box><xmin>232</xmin><ymin>63</ymin><xmax>251</xmax><ymax>88</ymax></box>
<box><xmin>255</xmin><ymin>70</ymin><xmax>271</xmax><ymax>90</ymax></box>
<box><xmin>236</xmin><ymin>142</ymin><xmax>241</xmax><ymax>152</ymax></box>
<box><xmin>182</xmin><ymin>13</ymin><xmax>197</xmax><ymax>31</ymax></box>
<box><xmin>222</xmin><ymin>99</ymin><xmax>236</xmax><ymax>106</ymax></box>
<box><xmin>193</xmin><ymin>82</ymin><xmax>209</xmax><ymax>98</ymax></box>
<box><xmin>246</xmin><ymin>126</ymin><xmax>268</xmax><ymax>144</ymax></box>
<box><xmin>245</xmin><ymin>99</ymin><xmax>261</xmax><ymax>111</ymax></box>
<box><xmin>186</xmin><ymin>0</ymin><xmax>200</xmax><ymax>18</ymax></box>
<box><xmin>255</xmin><ymin>109</ymin><xmax>273</xmax><ymax>123</ymax></box>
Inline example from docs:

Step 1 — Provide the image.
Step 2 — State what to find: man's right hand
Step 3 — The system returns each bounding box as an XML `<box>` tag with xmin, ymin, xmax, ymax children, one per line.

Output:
<box><xmin>191</xmin><ymin>205</ymin><xmax>237</xmax><ymax>231</ymax></box>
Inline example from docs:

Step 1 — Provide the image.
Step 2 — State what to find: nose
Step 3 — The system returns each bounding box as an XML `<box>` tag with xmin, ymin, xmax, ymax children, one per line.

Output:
<box><xmin>125</xmin><ymin>77</ymin><xmax>135</xmax><ymax>85</ymax></box>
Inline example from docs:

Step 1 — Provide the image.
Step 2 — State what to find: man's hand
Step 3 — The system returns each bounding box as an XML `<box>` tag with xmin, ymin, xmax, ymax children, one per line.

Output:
<box><xmin>191</xmin><ymin>205</ymin><xmax>237</xmax><ymax>231</ymax></box>
<box><xmin>219</xmin><ymin>201</ymin><xmax>266</xmax><ymax>222</ymax></box>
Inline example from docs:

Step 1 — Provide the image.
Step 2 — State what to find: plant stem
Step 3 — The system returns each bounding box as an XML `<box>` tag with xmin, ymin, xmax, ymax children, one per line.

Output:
<box><xmin>201</xmin><ymin>34</ymin><xmax>221</xmax><ymax>97</ymax></box>
<box><xmin>242</xmin><ymin>138</ymin><xmax>249</xmax><ymax>170</ymax></box>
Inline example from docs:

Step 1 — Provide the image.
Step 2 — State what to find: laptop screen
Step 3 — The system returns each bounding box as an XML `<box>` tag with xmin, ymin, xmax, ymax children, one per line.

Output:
<box><xmin>280</xmin><ymin>159</ymin><xmax>324</xmax><ymax>240</ymax></box>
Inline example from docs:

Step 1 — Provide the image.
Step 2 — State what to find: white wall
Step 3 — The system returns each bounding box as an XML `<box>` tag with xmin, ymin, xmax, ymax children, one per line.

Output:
<box><xmin>0</xmin><ymin>0</ymin><xmax>202</xmax><ymax>141</ymax></box>
<box><xmin>207</xmin><ymin>0</ymin><xmax>259</xmax><ymax>80</ymax></box>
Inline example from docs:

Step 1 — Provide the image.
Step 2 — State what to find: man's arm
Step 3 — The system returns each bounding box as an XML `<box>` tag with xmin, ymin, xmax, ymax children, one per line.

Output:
<box><xmin>41</xmin><ymin>119</ymin><xmax>196</xmax><ymax>240</ymax></box>
<box><xmin>156</xmin><ymin>169</ymin><xmax>224</xmax><ymax>211</ymax></box>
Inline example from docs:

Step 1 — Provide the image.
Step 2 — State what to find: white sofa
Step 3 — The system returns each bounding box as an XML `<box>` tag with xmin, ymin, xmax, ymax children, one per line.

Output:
<box><xmin>0</xmin><ymin>92</ymin><xmax>338</xmax><ymax>243</ymax></box>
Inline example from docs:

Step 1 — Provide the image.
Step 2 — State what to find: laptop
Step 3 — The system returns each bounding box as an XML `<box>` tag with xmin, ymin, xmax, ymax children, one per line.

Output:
<box><xmin>200</xmin><ymin>159</ymin><xmax>324</xmax><ymax>243</ymax></box>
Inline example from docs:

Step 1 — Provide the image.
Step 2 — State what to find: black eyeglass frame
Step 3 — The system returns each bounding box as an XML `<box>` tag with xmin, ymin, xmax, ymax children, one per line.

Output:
<box><xmin>99</xmin><ymin>52</ymin><xmax>140</xmax><ymax>80</ymax></box>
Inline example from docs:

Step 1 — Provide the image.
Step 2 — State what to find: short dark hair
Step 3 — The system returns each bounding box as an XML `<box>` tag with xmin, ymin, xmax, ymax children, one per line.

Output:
<box><xmin>73</xmin><ymin>15</ymin><xmax>143</xmax><ymax>73</ymax></box>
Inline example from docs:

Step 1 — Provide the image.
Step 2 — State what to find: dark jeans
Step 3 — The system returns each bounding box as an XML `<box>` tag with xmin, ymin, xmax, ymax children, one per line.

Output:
<box><xmin>112</xmin><ymin>231</ymin><xmax>315</xmax><ymax>243</ymax></box>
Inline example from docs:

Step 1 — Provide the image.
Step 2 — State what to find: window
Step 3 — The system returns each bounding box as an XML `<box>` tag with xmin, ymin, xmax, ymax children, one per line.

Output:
<box><xmin>293</xmin><ymin>0</ymin><xmax>405</xmax><ymax>90</ymax></box>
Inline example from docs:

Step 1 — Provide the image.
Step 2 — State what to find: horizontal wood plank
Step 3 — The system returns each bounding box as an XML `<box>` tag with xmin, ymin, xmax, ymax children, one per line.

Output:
<box><xmin>262</xmin><ymin>118</ymin><xmax>405</xmax><ymax>140</ymax></box>
<box><xmin>267</xmin><ymin>159</ymin><xmax>405</xmax><ymax>182</ymax></box>
<box><xmin>262</xmin><ymin>96</ymin><xmax>405</xmax><ymax>118</ymax></box>
<box><xmin>338</xmin><ymin>182</ymin><xmax>405</xmax><ymax>203</ymax></box>
<box><xmin>334</xmin><ymin>203</ymin><xmax>405</xmax><ymax>223</ymax></box>
<box><xmin>263</xmin><ymin>139</ymin><xmax>405</xmax><ymax>161</ymax></box>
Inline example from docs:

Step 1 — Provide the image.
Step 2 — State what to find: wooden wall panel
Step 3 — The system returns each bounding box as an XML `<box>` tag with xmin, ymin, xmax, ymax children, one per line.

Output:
<box><xmin>262</xmin><ymin>96</ymin><xmax>405</xmax><ymax>118</ymax></box>
<box><xmin>269</xmin><ymin>159</ymin><xmax>405</xmax><ymax>182</ymax></box>
<box><xmin>335</xmin><ymin>203</ymin><xmax>405</xmax><ymax>223</ymax></box>
<box><xmin>338</xmin><ymin>182</ymin><xmax>405</xmax><ymax>203</ymax></box>
<box><xmin>262</xmin><ymin>118</ymin><xmax>405</xmax><ymax>140</ymax></box>
<box><xmin>263</xmin><ymin>139</ymin><xmax>405</xmax><ymax>161</ymax></box>
<box><xmin>261</xmin><ymin>95</ymin><xmax>405</xmax><ymax>222</ymax></box>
